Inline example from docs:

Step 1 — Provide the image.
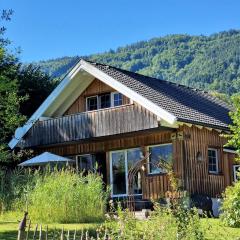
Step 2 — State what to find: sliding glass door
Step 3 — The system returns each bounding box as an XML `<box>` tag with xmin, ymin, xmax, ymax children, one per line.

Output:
<box><xmin>110</xmin><ymin>148</ymin><xmax>143</xmax><ymax>197</ymax></box>
<box><xmin>111</xmin><ymin>151</ymin><xmax>127</xmax><ymax>196</ymax></box>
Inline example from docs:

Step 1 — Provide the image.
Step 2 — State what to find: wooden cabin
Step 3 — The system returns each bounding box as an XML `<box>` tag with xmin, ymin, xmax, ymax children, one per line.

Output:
<box><xmin>9</xmin><ymin>59</ymin><xmax>238</xmax><ymax>208</ymax></box>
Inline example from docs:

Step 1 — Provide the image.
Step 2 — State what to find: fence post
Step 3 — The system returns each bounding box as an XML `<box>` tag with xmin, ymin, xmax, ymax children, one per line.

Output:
<box><xmin>26</xmin><ymin>219</ymin><xmax>31</xmax><ymax>240</ymax></box>
<box><xmin>17</xmin><ymin>212</ymin><xmax>28</xmax><ymax>240</ymax></box>
<box><xmin>45</xmin><ymin>225</ymin><xmax>48</xmax><ymax>240</ymax></box>
<box><xmin>39</xmin><ymin>224</ymin><xmax>42</xmax><ymax>240</ymax></box>
<box><xmin>73</xmin><ymin>228</ymin><xmax>76</xmax><ymax>240</ymax></box>
<box><xmin>60</xmin><ymin>227</ymin><xmax>64</xmax><ymax>240</ymax></box>
<box><xmin>33</xmin><ymin>224</ymin><xmax>38</xmax><ymax>240</ymax></box>
<box><xmin>67</xmin><ymin>230</ymin><xmax>70</xmax><ymax>240</ymax></box>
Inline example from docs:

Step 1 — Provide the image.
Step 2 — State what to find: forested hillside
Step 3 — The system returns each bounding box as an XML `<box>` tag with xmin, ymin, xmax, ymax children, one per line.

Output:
<box><xmin>37</xmin><ymin>30</ymin><xmax>240</xmax><ymax>95</ymax></box>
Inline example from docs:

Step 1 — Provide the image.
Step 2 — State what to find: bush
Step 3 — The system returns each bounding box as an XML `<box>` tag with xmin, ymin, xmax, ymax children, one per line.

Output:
<box><xmin>0</xmin><ymin>168</ymin><xmax>36</xmax><ymax>213</ymax></box>
<box><xmin>221</xmin><ymin>180</ymin><xmax>240</xmax><ymax>227</ymax></box>
<box><xmin>25</xmin><ymin>169</ymin><xmax>107</xmax><ymax>223</ymax></box>
<box><xmin>101</xmin><ymin>202</ymin><xmax>205</xmax><ymax>240</ymax></box>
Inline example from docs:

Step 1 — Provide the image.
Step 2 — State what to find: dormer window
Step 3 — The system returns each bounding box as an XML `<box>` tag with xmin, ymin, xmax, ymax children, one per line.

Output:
<box><xmin>86</xmin><ymin>92</ymin><xmax>123</xmax><ymax>111</ymax></box>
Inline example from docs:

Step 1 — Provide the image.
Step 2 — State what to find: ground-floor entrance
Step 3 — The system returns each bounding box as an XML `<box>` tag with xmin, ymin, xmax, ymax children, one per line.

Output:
<box><xmin>110</xmin><ymin>148</ymin><xmax>143</xmax><ymax>197</ymax></box>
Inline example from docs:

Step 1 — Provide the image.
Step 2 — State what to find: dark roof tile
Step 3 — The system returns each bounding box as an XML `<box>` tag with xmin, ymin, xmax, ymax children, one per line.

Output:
<box><xmin>86</xmin><ymin>60</ymin><xmax>232</xmax><ymax>130</ymax></box>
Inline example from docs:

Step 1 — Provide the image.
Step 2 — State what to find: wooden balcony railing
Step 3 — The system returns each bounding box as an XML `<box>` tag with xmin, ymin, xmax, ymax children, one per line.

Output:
<box><xmin>23</xmin><ymin>104</ymin><xmax>159</xmax><ymax>147</ymax></box>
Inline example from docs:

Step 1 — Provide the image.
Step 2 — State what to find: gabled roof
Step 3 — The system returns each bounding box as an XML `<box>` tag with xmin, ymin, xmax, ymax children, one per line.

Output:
<box><xmin>88</xmin><ymin>60</ymin><xmax>231</xmax><ymax>130</ymax></box>
<box><xmin>9</xmin><ymin>59</ymin><xmax>232</xmax><ymax>149</ymax></box>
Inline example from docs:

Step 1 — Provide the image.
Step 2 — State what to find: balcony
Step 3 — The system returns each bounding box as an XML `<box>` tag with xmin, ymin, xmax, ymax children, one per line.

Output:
<box><xmin>23</xmin><ymin>104</ymin><xmax>159</xmax><ymax>147</ymax></box>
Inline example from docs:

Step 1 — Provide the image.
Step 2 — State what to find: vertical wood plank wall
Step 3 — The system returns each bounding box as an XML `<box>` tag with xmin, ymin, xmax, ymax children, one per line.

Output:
<box><xmin>182</xmin><ymin>125</ymin><xmax>231</xmax><ymax>197</ymax></box>
<box><xmin>65</xmin><ymin>78</ymin><xmax>130</xmax><ymax>115</ymax></box>
<box><xmin>37</xmin><ymin>125</ymin><xmax>235</xmax><ymax>199</ymax></box>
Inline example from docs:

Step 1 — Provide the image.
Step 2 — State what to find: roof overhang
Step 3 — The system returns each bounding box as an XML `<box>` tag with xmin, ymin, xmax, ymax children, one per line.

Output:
<box><xmin>9</xmin><ymin>59</ymin><xmax>177</xmax><ymax>149</ymax></box>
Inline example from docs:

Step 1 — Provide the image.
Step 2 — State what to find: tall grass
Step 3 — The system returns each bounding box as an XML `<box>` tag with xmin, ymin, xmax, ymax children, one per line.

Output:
<box><xmin>26</xmin><ymin>169</ymin><xmax>107</xmax><ymax>223</ymax></box>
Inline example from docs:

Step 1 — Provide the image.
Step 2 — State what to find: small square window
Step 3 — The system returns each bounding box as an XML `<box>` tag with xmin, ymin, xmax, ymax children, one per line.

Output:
<box><xmin>112</xmin><ymin>92</ymin><xmax>123</xmax><ymax>106</ymax></box>
<box><xmin>86</xmin><ymin>96</ymin><xmax>98</xmax><ymax>111</ymax></box>
<box><xmin>208</xmin><ymin>148</ymin><xmax>219</xmax><ymax>174</ymax></box>
<box><xmin>77</xmin><ymin>154</ymin><xmax>96</xmax><ymax>172</ymax></box>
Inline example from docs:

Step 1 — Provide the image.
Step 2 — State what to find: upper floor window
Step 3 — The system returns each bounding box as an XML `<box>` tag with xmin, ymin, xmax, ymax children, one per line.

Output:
<box><xmin>99</xmin><ymin>93</ymin><xmax>111</xmax><ymax>108</ymax></box>
<box><xmin>86</xmin><ymin>92</ymin><xmax>123</xmax><ymax>111</ymax></box>
<box><xmin>148</xmin><ymin>143</ymin><xmax>173</xmax><ymax>174</ymax></box>
<box><xmin>112</xmin><ymin>92</ymin><xmax>123</xmax><ymax>106</ymax></box>
<box><xmin>86</xmin><ymin>96</ymin><xmax>98</xmax><ymax>111</ymax></box>
<box><xmin>208</xmin><ymin>148</ymin><xmax>219</xmax><ymax>174</ymax></box>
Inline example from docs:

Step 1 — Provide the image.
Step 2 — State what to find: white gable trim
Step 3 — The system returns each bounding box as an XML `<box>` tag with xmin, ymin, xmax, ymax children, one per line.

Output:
<box><xmin>9</xmin><ymin>59</ymin><xmax>176</xmax><ymax>149</ymax></box>
<box><xmin>80</xmin><ymin>60</ymin><xmax>176</xmax><ymax>124</ymax></box>
<box><xmin>9</xmin><ymin>60</ymin><xmax>83</xmax><ymax>149</ymax></box>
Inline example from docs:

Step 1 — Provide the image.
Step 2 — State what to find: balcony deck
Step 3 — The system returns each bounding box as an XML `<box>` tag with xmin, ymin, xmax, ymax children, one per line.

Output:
<box><xmin>23</xmin><ymin>104</ymin><xmax>159</xmax><ymax>147</ymax></box>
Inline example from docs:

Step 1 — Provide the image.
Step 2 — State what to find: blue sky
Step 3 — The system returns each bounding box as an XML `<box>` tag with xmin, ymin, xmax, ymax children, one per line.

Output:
<box><xmin>1</xmin><ymin>0</ymin><xmax>240</xmax><ymax>62</ymax></box>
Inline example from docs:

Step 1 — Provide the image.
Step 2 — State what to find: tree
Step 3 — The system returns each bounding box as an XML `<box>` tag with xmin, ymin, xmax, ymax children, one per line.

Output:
<box><xmin>0</xmin><ymin>10</ymin><xmax>27</xmax><ymax>163</ymax></box>
<box><xmin>0</xmin><ymin>9</ymin><xmax>55</xmax><ymax>164</ymax></box>
<box><xmin>18</xmin><ymin>64</ymin><xmax>56</xmax><ymax>117</ymax></box>
<box><xmin>226</xmin><ymin>94</ymin><xmax>240</xmax><ymax>160</ymax></box>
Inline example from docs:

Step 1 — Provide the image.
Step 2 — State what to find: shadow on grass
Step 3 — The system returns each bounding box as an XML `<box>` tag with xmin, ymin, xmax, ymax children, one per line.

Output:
<box><xmin>0</xmin><ymin>230</ymin><xmax>17</xmax><ymax>240</ymax></box>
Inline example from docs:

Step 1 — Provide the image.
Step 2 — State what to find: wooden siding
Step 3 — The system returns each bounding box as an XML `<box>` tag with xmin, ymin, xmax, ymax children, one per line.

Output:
<box><xmin>65</xmin><ymin>78</ymin><xmax>130</xmax><ymax>115</ymax></box>
<box><xmin>24</xmin><ymin>104</ymin><xmax>158</xmax><ymax>148</ymax></box>
<box><xmin>34</xmin><ymin>125</ymin><xmax>234</xmax><ymax>199</ymax></box>
<box><xmin>224</xmin><ymin>152</ymin><xmax>238</xmax><ymax>184</ymax></box>
<box><xmin>38</xmin><ymin>130</ymin><xmax>178</xmax><ymax>200</ymax></box>
<box><xmin>182</xmin><ymin>125</ymin><xmax>227</xmax><ymax>197</ymax></box>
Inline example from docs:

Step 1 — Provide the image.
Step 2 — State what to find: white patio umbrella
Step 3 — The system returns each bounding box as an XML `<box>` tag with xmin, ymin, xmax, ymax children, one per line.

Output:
<box><xmin>18</xmin><ymin>152</ymin><xmax>75</xmax><ymax>167</ymax></box>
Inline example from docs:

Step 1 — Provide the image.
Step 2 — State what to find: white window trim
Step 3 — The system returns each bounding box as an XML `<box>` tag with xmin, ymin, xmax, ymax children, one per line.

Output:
<box><xmin>111</xmin><ymin>91</ymin><xmax>123</xmax><ymax>107</ymax></box>
<box><xmin>208</xmin><ymin>148</ymin><xmax>219</xmax><ymax>174</ymax></box>
<box><xmin>86</xmin><ymin>92</ymin><xmax>123</xmax><ymax>111</ymax></box>
<box><xmin>109</xmin><ymin>147</ymin><xmax>143</xmax><ymax>198</ymax></box>
<box><xmin>86</xmin><ymin>95</ymin><xmax>98</xmax><ymax>111</ymax></box>
<box><xmin>233</xmin><ymin>165</ymin><xmax>240</xmax><ymax>182</ymax></box>
<box><xmin>147</xmin><ymin>143</ymin><xmax>173</xmax><ymax>175</ymax></box>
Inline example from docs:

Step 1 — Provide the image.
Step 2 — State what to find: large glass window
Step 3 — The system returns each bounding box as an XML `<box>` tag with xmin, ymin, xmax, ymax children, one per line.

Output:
<box><xmin>86</xmin><ymin>96</ymin><xmax>98</xmax><ymax>111</ymax></box>
<box><xmin>127</xmin><ymin>148</ymin><xmax>143</xmax><ymax>195</ymax></box>
<box><xmin>99</xmin><ymin>93</ymin><xmax>111</xmax><ymax>109</ymax></box>
<box><xmin>208</xmin><ymin>148</ymin><xmax>219</xmax><ymax>174</ymax></box>
<box><xmin>111</xmin><ymin>151</ymin><xmax>127</xmax><ymax>196</ymax></box>
<box><xmin>148</xmin><ymin>144</ymin><xmax>173</xmax><ymax>174</ymax></box>
<box><xmin>110</xmin><ymin>148</ymin><xmax>143</xmax><ymax>196</ymax></box>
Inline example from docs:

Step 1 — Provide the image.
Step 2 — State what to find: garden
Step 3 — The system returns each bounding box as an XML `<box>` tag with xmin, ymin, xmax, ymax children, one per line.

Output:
<box><xmin>1</xmin><ymin>166</ymin><xmax>240</xmax><ymax>240</ymax></box>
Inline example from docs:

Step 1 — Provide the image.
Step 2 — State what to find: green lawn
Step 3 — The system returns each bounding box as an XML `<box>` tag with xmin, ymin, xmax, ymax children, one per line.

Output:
<box><xmin>201</xmin><ymin>218</ymin><xmax>240</xmax><ymax>239</ymax></box>
<box><xmin>0</xmin><ymin>219</ymin><xmax>240</xmax><ymax>240</ymax></box>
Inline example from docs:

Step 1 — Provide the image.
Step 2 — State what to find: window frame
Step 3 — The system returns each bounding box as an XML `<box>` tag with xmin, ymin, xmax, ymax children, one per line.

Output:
<box><xmin>86</xmin><ymin>92</ymin><xmax>124</xmax><ymax>112</ymax></box>
<box><xmin>98</xmin><ymin>92</ymin><xmax>111</xmax><ymax>109</ymax></box>
<box><xmin>109</xmin><ymin>147</ymin><xmax>143</xmax><ymax>197</ymax></box>
<box><xmin>111</xmin><ymin>92</ymin><xmax>123</xmax><ymax>107</ymax></box>
<box><xmin>233</xmin><ymin>165</ymin><xmax>240</xmax><ymax>182</ymax></box>
<box><xmin>76</xmin><ymin>154</ymin><xmax>96</xmax><ymax>172</ymax></box>
<box><xmin>147</xmin><ymin>143</ymin><xmax>173</xmax><ymax>175</ymax></box>
<box><xmin>208</xmin><ymin>148</ymin><xmax>219</xmax><ymax>174</ymax></box>
<box><xmin>86</xmin><ymin>95</ymin><xmax>98</xmax><ymax>111</ymax></box>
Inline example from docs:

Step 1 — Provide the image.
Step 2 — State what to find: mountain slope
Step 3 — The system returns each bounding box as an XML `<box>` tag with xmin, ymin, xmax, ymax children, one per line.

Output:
<box><xmin>37</xmin><ymin>30</ymin><xmax>240</xmax><ymax>95</ymax></box>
